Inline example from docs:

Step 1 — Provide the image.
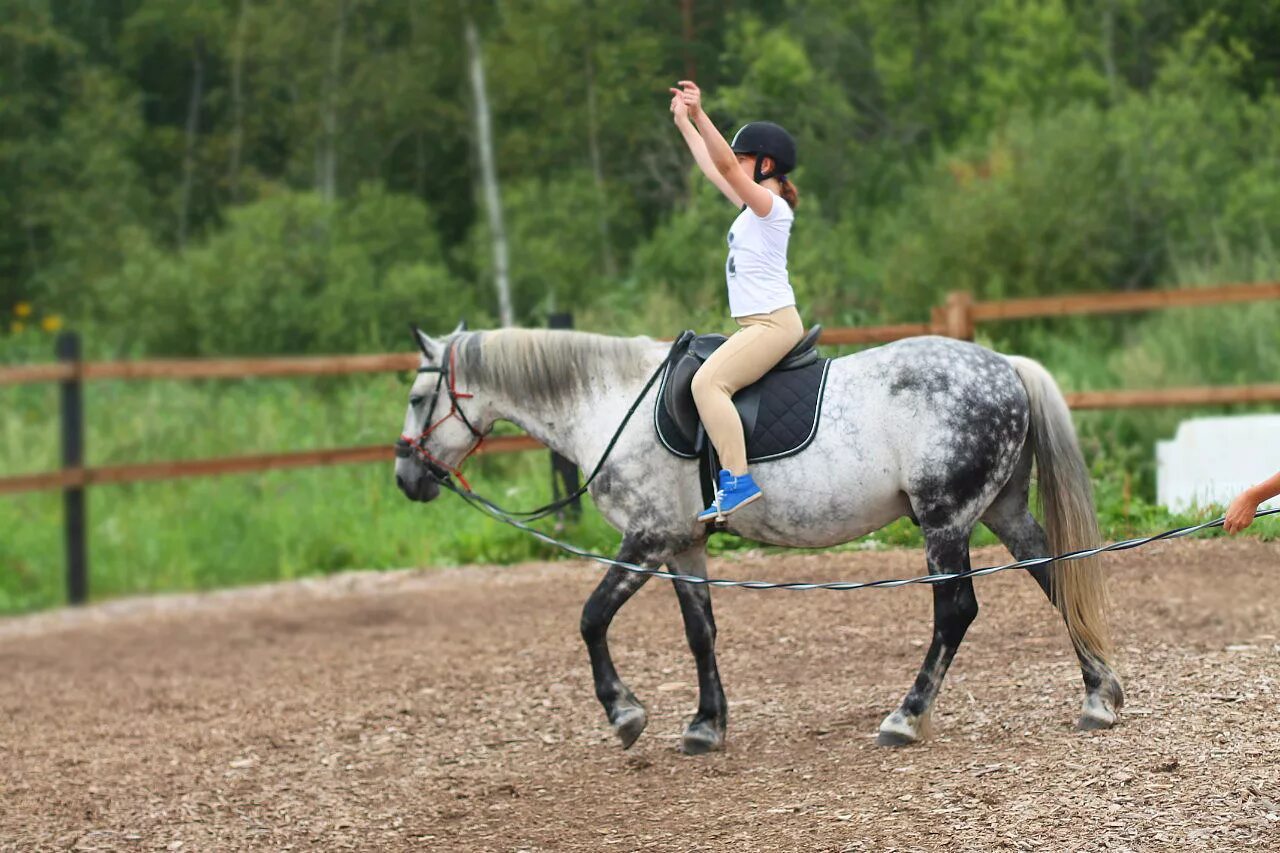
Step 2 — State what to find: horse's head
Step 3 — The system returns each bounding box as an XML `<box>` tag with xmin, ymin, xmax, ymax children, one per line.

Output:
<box><xmin>395</xmin><ymin>322</ymin><xmax>487</xmax><ymax>503</ymax></box>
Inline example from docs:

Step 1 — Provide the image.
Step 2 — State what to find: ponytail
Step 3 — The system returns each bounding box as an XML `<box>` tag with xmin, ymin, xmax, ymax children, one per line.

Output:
<box><xmin>779</xmin><ymin>176</ymin><xmax>799</xmax><ymax>210</ymax></box>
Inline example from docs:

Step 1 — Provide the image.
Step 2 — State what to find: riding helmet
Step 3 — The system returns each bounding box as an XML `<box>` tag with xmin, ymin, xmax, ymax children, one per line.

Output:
<box><xmin>730</xmin><ymin>121</ymin><xmax>797</xmax><ymax>182</ymax></box>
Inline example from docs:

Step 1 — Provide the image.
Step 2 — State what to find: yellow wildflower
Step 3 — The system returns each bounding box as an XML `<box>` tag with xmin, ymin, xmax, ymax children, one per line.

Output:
<box><xmin>14</xmin><ymin>302</ymin><xmax>32</xmax><ymax>318</ymax></box>
<box><xmin>10</xmin><ymin>320</ymin><xmax>26</xmax><ymax>334</ymax></box>
<box><xmin>41</xmin><ymin>314</ymin><xmax>63</xmax><ymax>333</ymax></box>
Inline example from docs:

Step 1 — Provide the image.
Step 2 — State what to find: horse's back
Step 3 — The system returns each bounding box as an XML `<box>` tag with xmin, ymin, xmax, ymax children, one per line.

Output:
<box><xmin>821</xmin><ymin>335</ymin><xmax>1030</xmax><ymax>491</ymax></box>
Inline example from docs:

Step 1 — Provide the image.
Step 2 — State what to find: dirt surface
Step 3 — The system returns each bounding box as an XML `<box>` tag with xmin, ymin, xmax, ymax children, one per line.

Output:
<box><xmin>2</xmin><ymin>539</ymin><xmax>1278</xmax><ymax>852</ymax></box>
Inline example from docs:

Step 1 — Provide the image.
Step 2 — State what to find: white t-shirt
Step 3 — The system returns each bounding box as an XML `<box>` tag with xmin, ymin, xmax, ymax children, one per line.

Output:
<box><xmin>725</xmin><ymin>193</ymin><xmax>796</xmax><ymax>318</ymax></box>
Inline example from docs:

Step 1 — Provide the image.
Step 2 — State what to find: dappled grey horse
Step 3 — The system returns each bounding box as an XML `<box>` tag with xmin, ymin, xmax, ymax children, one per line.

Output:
<box><xmin>394</xmin><ymin>326</ymin><xmax>1123</xmax><ymax>754</ymax></box>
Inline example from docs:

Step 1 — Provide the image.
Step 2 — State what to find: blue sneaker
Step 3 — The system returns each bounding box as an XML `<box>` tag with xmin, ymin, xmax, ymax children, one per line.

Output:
<box><xmin>697</xmin><ymin>470</ymin><xmax>763</xmax><ymax>522</ymax></box>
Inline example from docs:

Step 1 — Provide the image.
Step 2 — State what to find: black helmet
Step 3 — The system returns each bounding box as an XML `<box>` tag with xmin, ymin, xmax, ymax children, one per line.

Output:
<box><xmin>730</xmin><ymin>121</ymin><xmax>797</xmax><ymax>182</ymax></box>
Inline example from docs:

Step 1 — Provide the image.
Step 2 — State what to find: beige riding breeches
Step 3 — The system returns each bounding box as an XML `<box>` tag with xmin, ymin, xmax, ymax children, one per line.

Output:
<box><xmin>690</xmin><ymin>305</ymin><xmax>805</xmax><ymax>476</ymax></box>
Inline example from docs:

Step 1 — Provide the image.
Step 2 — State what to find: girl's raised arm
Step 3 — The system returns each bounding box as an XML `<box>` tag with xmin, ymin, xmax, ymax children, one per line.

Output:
<box><xmin>676</xmin><ymin>81</ymin><xmax>776</xmax><ymax>217</ymax></box>
<box><xmin>670</xmin><ymin>89</ymin><xmax>742</xmax><ymax>207</ymax></box>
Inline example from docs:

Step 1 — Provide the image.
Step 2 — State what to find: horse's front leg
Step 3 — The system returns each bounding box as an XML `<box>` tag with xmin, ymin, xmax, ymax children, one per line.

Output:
<box><xmin>580</xmin><ymin>536</ymin><xmax>655</xmax><ymax>749</ymax></box>
<box><xmin>667</xmin><ymin>547</ymin><xmax>728</xmax><ymax>755</ymax></box>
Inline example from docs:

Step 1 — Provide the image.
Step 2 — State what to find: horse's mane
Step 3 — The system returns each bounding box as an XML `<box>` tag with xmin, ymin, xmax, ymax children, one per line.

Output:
<box><xmin>455</xmin><ymin>329</ymin><xmax>656</xmax><ymax>404</ymax></box>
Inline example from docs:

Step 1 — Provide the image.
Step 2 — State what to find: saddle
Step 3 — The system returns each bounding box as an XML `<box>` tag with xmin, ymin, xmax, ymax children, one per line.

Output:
<box><xmin>654</xmin><ymin>325</ymin><xmax>830</xmax><ymax>465</ymax></box>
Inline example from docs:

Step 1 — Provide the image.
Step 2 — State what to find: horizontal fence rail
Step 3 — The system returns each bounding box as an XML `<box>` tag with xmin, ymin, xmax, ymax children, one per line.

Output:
<box><xmin>1063</xmin><ymin>383</ymin><xmax>1280</xmax><ymax>410</ymax></box>
<box><xmin>5</xmin><ymin>281</ymin><xmax>1280</xmax><ymax>603</ymax></box>
<box><xmin>0</xmin><ymin>353</ymin><xmax>421</xmax><ymax>387</ymax></box>
<box><xmin>3</xmin><ymin>384</ymin><xmax>1279</xmax><ymax>497</ymax></box>
<box><xmin>0</xmin><ymin>435</ymin><xmax>544</xmax><ymax>497</ymax></box>
<box><xmin>818</xmin><ymin>323</ymin><xmax>933</xmax><ymax>345</ymax></box>
<box><xmin>971</xmin><ymin>281</ymin><xmax>1280</xmax><ymax>322</ymax></box>
<box><xmin>4</xmin><ymin>281</ymin><xmax>1277</xmax><ymax>388</ymax></box>
<box><xmin>2</xmin><ymin>331</ymin><xmax>939</xmax><ymax>387</ymax></box>
<box><xmin>2</xmin><ymin>384</ymin><xmax>1280</xmax><ymax>499</ymax></box>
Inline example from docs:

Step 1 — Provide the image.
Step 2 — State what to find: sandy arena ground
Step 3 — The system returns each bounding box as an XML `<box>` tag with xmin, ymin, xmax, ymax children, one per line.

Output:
<box><xmin>1</xmin><ymin>538</ymin><xmax>1278</xmax><ymax>851</ymax></box>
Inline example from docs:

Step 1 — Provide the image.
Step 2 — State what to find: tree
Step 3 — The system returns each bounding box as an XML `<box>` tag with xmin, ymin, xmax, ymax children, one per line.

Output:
<box><xmin>465</xmin><ymin>15</ymin><xmax>512</xmax><ymax>326</ymax></box>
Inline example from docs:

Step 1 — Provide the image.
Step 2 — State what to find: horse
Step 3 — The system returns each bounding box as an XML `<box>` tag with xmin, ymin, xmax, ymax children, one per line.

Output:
<box><xmin>394</xmin><ymin>324</ymin><xmax>1123</xmax><ymax>754</ymax></box>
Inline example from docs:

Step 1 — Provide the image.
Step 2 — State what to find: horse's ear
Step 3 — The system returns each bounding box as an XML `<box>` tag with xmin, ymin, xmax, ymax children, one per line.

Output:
<box><xmin>410</xmin><ymin>324</ymin><xmax>435</xmax><ymax>361</ymax></box>
<box><xmin>452</xmin><ymin>319</ymin><xmax>468</xmax><ymax>334</ymax></box>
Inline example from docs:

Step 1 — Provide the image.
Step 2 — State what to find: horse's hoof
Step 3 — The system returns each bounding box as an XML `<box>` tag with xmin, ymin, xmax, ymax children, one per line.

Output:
<box><xmin>876</xmin><ymin>710</ymin><xmax>925</xmax><ymax>747</ymax></box>
<box><xmin>1076</xmin><ymin>713</ymin><xmax>1115</xmax><ymax>731</ymax></box>
<box><xmin>612</xmin><ymin>703</ymin><xmax>648</xmax><ymax>749</ymax></box>
<box><xmin>1077</xmin><ymin>692</ymin><xmax>1119</xmax><ymax>731</ymax></box>
<box><xmin>875</xmin><ymin>728</ymin><xmax>918</xmax><ymax>747</ymax></box>
<box><xmin>679</xmin><ymin>719</ymin><xmax>725</xmax><ymax>755</ymax></box>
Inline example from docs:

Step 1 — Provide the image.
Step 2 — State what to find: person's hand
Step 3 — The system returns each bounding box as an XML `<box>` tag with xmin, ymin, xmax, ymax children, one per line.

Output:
<box><xmin>1223</xmin><ymin>488</ymin><xmax>1259</xmax><ymax>533</ymax></box>
<box><xmin>670</xmin><ymin>80</ymin><xmax>703</xmax><ymax>120</ymax></box>
<box><xmin>669</xmin><ymin>89</ymin><xmax>688</xmax><ymax>123</ymax></box>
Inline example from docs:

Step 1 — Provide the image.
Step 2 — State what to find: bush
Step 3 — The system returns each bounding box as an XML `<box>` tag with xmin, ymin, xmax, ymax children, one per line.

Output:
<box><xmin>86</xmin><ymin>185</ymin><xmax>477</xmax><ymax>356</ymax></box>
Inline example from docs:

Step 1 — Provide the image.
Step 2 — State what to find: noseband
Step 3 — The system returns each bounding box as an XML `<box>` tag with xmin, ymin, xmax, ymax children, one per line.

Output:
<box><xmin>396</xmin><ymin>340</ymin><xmax>486</xmax><ymax>491</ymax></box>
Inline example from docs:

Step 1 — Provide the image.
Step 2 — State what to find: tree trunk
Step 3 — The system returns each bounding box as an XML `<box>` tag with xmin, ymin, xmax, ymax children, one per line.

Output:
<box><xmin>681</xmin><ymin>0</ymin><xmax>696</xmax><ymax>81</ymax></box>
<box><xmin>178</xmin><ymin>36</ymin><xmax>206</xmax><ymax>249</ymax></box>
<box><xmin>466</xmin><ymin>17</ymin><xmax>513</xmax><ymax>327</ymax></box>
<box><xmin>1102</xmin><ymin>0</ymin><xmax>1141</xmax><ymax>290</ymax></box>
<box><xmin>409</xmin><ymin>3</ymin><xmax>426</xmax><ymax>198</ymax></box>
<box><xmin>584</xmin><ymin>40</ymin><xmax>617</xmax><ymax>278</ymax></box>
<box><xmin>415</xmin><ymin>132</ymin><xmax>426</xmax><ymax>197</ymax></box>
<box><xmin>319</xmin><ymin>0</ymin><xmax>348</xmax><ymax>203</ymax></box>
<box><xmin>1100</xmin><ymin>0</ymin><xmax>1118</xmax><ymax>98</ymax></box>
<box><xmin>227</xmin><ymin>0</ymin><xmax>249</xmax><ymax>203</ymax></box>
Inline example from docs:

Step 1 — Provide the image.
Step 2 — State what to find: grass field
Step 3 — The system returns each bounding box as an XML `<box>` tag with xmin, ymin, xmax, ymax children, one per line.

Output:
<box><xmin>2</xmin><ymin>360</ymin><xmax>1255</xmax><ymax>614</ymax></box>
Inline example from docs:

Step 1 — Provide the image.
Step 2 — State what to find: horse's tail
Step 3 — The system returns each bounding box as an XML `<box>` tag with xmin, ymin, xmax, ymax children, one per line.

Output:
<box><xmin>1006</xmin><ymin>355</ymin><xmax>1113</xmax><ymax>667</ymax></box>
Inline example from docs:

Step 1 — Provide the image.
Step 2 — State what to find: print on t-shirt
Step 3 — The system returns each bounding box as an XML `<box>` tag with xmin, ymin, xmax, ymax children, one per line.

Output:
<box><xmin>727</xmin><ymin>231</ymin><xmax>736</xmax><ymax>278</ymax></box>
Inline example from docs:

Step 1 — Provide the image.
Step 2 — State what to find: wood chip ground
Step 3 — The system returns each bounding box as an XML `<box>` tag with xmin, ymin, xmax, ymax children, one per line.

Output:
<box><xmin>1</xmin><ymin>539</ymin><xmax>1277</xmax><ymax>851</ymax></box>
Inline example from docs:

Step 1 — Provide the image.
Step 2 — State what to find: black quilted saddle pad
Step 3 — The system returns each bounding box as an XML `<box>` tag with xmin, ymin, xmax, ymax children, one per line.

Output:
<box><xmin>655</xmin><ymin>358</ymin><xmax>831</xmax><ymax>462</ymax></box>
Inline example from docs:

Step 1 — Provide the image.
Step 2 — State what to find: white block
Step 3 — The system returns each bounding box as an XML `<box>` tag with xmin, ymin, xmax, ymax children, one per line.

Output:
<box><xmin>1156</xmin><ymin>414</ymin><xmax>1280</xmax><ymax>512</ymax></box>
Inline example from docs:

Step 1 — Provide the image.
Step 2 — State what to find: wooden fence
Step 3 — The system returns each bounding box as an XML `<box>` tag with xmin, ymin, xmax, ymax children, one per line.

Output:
<box><xmin>4</xmin><ymin>282</ymin><xmax>1280</xmax><ymax>603</ymax></box>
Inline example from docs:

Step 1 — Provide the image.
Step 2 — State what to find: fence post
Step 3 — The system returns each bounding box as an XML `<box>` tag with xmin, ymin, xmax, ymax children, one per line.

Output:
<box><xmin>546</xmin><ymin>312</ymin><xmax>582</xmax><ymax>520</ymax></box>
<box><xmin>930</xmin><ymin>291</ymin><xmax>976</xmax><ymax>340</ymax></box>
<box><xmin>56</xmin><ymin>332</ymin><xmax>88</xmax><ymax>605</ymax></box>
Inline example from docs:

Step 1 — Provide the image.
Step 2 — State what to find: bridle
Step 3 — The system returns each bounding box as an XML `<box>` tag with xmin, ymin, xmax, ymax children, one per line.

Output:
<box><xmin>393</xmin><ymin>330</ymin><xmax>677</xmax><ymax>524</ymax></box>
<box><xmin>395</xmin><ymin>338</ymin><xmax>486</xmax><ymax>491</ymax></box>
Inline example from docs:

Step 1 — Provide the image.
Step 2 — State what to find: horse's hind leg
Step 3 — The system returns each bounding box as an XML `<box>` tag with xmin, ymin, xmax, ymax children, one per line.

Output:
<box><xmin>580</xmin><ymin>537</ymin><xmax>655</xmax><ymax>749</ymax></box>
<box><xmin>983</xmin><ymin>503</ymin><xmax>1124</xmax><ymax>730</ymax></box>
<box><xmin>878</xmin><ymin>527</ymin><xmax>978</xmax><ymax>746</ymax></box>
<box><xmin>667</xmin><ymin>547</ymin><xmax>727</xmax><ymax>755</ymax></box>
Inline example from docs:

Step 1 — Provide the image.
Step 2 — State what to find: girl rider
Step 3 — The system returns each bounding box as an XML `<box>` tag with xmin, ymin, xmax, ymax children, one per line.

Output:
<box><xmin>669</xmin><ymin>80</ymin><xmax>805</xmax><ymax>522</ymax></box>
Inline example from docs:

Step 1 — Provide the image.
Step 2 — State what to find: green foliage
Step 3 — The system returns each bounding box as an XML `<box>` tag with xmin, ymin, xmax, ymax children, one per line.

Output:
<box><xmin>20</xmin><ymin>67</ymin><xmax>159</xmax><ymax>313</ymax></box>
<box><xmin>628</xmin><ymin>177</ymin><xmax>733</xmax><ymax>317</ymax></box>
<box><xmin>466</xmin><ymin>170</ymin><xmax>639</xmax><ymax>318</ymax></box>
<box><xmin>870</xmin><ymin>104</ymin><xmax>1130</xmax><ymax>316</ymax></box>
<box><xmin>87</xmin><ymin>186</ymin><xmax>475</xmax><ymax>355</ymax></box>
<box><xmin>7</xmin><ymin>0</ymin><xmax>1280</xmax><ymax>343</ymax></box>
<box><xmin>969</xmin><ymin>0</ymin><xmax>1109</xmax><ymax>128</ymax></box>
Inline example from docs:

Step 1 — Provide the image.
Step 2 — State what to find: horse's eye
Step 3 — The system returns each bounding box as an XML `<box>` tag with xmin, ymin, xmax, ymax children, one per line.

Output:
<box><xmin>409</xmin><ymin>395</ymin><xmax>425</xmax><ymax>408</ymax></box>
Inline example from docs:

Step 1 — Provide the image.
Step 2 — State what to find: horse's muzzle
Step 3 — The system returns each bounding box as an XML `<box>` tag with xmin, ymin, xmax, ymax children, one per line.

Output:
<box><xmin>395</xmin><ymin>440</ymin><xmax>442</xmax><ymax>503</ymax></box>
<box><xmin>396</xmin><ymin>469</ymin><xmax>441</xmax><ymax>503</ymax></box>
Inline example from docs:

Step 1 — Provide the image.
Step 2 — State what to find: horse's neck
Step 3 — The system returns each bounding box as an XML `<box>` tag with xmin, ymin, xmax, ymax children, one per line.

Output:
<box><xmin>485</xmin><ymin>355</ymin><xmax>660</xmax><ymax>469</ymax></box>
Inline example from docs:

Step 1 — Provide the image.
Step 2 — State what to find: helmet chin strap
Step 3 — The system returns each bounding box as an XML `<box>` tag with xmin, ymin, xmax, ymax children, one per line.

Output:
<box><xmin>747</xmin><ymin>154</ymin><xmax>778</xmax><ymax>184</ymax></box>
